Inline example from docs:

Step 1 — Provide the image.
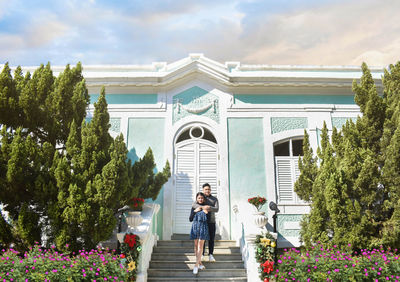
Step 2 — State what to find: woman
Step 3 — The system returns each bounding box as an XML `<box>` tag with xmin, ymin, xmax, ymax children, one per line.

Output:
<box><xmin>189</xmin><ymin>192</ymin><xmax>210</xmax><ymax>274</ymax></box>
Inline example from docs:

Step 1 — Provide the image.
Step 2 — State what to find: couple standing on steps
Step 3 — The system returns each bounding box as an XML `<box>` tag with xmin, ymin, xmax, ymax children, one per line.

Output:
<box><xmin>189</xmin><ymin>183</ymin><xmax>219</xmax><ymax>275</ymax></box>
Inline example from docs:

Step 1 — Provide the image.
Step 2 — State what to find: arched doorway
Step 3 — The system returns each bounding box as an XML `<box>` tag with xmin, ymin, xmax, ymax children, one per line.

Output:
<box><xmin>173</xmin><ymin>124</ymin><xmax>219</xmax><ymax>234</ymax></box>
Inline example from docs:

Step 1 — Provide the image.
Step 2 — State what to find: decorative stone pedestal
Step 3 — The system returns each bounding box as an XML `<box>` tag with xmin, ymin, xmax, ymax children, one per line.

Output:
<box><xmin>253</xmin><ymin>211</ymin><xmax>268</xmax><ymax>228</ymax></box>
<box><xmin>125</xmin><ymin>211</ymin><xmax>143</xmax><ymax>229</ymax></box>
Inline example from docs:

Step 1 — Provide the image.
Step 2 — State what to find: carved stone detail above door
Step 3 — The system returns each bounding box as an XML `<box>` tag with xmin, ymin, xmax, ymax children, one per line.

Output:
<box><xmin>173</xmin><ymin>86</ymin><xmax>219</xmax><ymax>124</ymax></box>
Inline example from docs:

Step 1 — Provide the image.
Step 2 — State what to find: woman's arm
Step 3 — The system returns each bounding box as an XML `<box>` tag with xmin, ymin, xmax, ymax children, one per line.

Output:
<box><xmin>189</xmin><ymin>208</ymin><xmax>196</xmax><ymax>222</ymax></box>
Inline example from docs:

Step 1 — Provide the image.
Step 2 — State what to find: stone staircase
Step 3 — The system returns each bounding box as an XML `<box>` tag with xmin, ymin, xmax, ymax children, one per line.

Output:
<box><xmin>147</xmin><ymin>236</ymin><xmax>247</xmax><ymax>281</ymax></box>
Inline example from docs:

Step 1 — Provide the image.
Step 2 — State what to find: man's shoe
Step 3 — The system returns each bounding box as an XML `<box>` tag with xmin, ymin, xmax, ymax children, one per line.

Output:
<box><xmin>193</xmin><ymin>266</ymin><xmax>198</xmax><ymax>274</ymax></box>
<box><xmin>209</xmin><ymin>254</ymin><xmax>216</xmax><ymax>262</ymax></box>
<box><xmin>199</xmin><ymin>265</ymin><xmax>205</xmax><ymax>270</ymax></box>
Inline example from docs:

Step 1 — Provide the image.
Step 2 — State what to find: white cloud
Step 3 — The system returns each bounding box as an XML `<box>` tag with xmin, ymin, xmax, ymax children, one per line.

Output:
<box><xmin>0</xmin><ymin>0</ymin><xmax>11</xmax><ymax>19</ymax></box>
<box><xmin>233</xmin><ymin>0</ymin><xmax>400</xmax><ymax>65</ymax></box>
<box><xmin>25</xmin><ymin>18</ymin><xmax>69</xmax><ymax>48</ymax></box>
<box><xmin>1</xmin><ymin>0</ymin><xmax>399</xmax><ymax>66</ymax></box>
<box><xmin>0</xmin><ymin>34</ymin><xmax>25</xmax><ymax>55</ymax></box>
<box><xmin>352</xmin><ymin>38</ymin><xmax>400</xmax><ymax>66</ymax></box>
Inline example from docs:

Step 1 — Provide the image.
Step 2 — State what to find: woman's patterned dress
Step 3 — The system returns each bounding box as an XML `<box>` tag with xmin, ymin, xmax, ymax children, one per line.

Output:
<box><xmin>190</xmin><ymin>211</ymin><xmax>210</xmax><ymax>240</ymax></box>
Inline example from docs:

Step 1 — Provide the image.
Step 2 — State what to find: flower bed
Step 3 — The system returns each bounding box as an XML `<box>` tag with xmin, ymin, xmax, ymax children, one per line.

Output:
<box><xmin>0</xmin><ymin>244</ymin><xmax>128</xmax><ymax>281</ymax></box>
<box><xmin>275</xmin><ymin>244</ymin><xmax>400</xmax><ymax>281</ymax></box>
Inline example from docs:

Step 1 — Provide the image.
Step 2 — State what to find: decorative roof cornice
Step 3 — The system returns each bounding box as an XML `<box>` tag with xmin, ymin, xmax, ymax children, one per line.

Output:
<box><xmin>4</xmin><ymin>53</ymin><xmax>385</xmax><ymax>89</ymax></box>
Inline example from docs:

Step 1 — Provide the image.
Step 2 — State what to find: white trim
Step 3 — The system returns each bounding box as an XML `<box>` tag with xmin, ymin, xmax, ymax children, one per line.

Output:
<box><xmin>88</xmin><ymin>103</ymin><xmax>166</xmax><ymax>112</ymax></box>
<box><xmin>229</xmin><ymin>104</ymin><xmax>360</xmax><ymax>113</ymax></box>
<box><xmin>6</xmin><ymin>54</ymin><xmax>385</xmax><ymax>90</ymax></box>
<box><xmin>271</xmin><ymin>129</ymin><xmax>306</xmax><ymax>143</ymax></box>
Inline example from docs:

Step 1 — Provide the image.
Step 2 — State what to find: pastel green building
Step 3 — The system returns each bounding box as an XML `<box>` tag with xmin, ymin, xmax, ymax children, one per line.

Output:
<box><xmin>60</xmin><ymin>54</ymin><xmax>385</xmax><ymax>247</ymax></box>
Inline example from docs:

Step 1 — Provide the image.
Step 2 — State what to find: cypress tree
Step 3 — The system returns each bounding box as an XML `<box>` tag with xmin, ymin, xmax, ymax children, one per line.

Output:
<box><xmin>300</xmin><ymin>123</ymin><xmax>330</xmax><ymax>247</ymax></box>
<box><xmin>296</xmin><ymin>61</ymin><xmax>400</xmax><ymax>249</ymax></box>
<box><xmin>0</xmin><ymin>64</ymin><xmax>171</xmax><ymax>251</ymax></box>
<box><xmin>294</xmin><ymin>130</ymin><xmax>317</xmax><ymax>202</ymax></box>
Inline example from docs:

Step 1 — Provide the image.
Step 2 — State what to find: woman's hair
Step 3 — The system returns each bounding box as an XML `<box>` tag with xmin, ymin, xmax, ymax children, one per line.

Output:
<box><xmin>195</xmin><ymin>192</ymin><xmax>206</xmax><ymax>204</ymax></box>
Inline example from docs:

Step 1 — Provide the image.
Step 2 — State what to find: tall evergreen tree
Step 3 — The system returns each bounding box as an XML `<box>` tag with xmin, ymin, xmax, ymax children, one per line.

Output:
<box><xmin>300</xmin><ymin>123</ymin><xmax>331</xmax><ymax>246</ymax></box>
<box><xmin>381</xmin><ymin>62</ymin><xmax>400</xmax><ymax>248</ymax></box>
<box><xmin>294</xmin><ymin>130</ymin><xmax>317</xmax><ymax>202</ymax></box>
<box><xmin>296</xmin><ymin>62</ymin><xmax>400</xmax><ymax>249</ymax></box>
<box><xmin>0</xmin><ymin>64</ymin><xmax>170</xmax><ymax>251</ymax></box>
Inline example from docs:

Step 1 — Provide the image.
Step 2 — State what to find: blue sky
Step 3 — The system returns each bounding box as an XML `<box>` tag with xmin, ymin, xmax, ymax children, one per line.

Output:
<box><xmin>0</xmin><ymin>0</ymin><xmax>399</xmax><ymax>66</ymax></box>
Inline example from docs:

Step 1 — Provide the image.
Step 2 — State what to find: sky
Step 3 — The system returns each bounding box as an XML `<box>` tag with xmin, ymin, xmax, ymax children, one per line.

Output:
<box><xmin>0</xmin><ymin>0</ymin><xmax>399</xmax><ymax>67</ymax></box>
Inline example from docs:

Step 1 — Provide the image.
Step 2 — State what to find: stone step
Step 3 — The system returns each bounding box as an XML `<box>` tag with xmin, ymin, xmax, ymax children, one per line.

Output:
<box><xmin>153</xmin><ymin>246</ymin><xmax>240</xmax><ymax>254</ymax></box>
<box><xmin>171</xmin><ymin>234</ymin><xmax>222</xmax><ymax>240</ymax></box>
<box><xmin>151</xmin><ymin>253</ymin><xmax>242</xmax><ymax>261</ymax></box>
<box><xmin>149</xmin><ymin>261</ymin><xmax>245</xmax><ymax>269</ymax></box>
<box><xmin>147</xmin><ymin>277</ymin><xmax>247</xmax><ymax>282</ymax></box>
<box><xmin>157</xmin><ymin>240</ymin><xmax>237</xmax><ymax>247</ymax></box>
<box><xmin>147</xmin><ymin>268</ymin><xmax>246</xmax><ymax>278</ymax></box>
<box><xmin>149</xmin><ymin>237</ymin><xmax>247</xmax><ymax>281</ymax></box>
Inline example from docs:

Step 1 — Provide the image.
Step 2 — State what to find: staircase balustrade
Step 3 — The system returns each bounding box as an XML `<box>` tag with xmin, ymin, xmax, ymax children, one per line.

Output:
<box><xmin>233</xmin><ymin>204</ymin><xmax>277</xmax><ymax>282</ymax></box>
<box><xmin>117</xmin><ymin>203</ymin><xmax>160</xmax><ymax>282</ymax></box>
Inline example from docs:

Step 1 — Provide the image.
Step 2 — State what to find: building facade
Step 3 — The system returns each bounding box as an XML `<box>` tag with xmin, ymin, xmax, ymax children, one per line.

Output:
<box><xmin>77</xmin><ymin>54</ymin><xmax>384</xmax><ymax>246</ymax></box>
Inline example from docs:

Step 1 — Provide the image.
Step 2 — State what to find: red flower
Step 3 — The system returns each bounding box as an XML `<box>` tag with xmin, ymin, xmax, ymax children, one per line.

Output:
<box><xmin>124</xmin><ymin>234</ymin><xmax>137</xmax><ymax>248</ymax></box>
<box><xmin>120</xmin><ymin>253</ymin><xmax>126</xmax><ymax>258</ymax></box>
<box><xmin>262</xmin><ymin>260</ymin><xmax>274</xmax><ymax>274</ymax></box>
<box><xmin>264</xmin><ymin>278</ymin><xmax>270</xmax><ymax>282</ymax></box>
<box><xmin>248</xmin><ymin>196</ymin><xmax>267</xmax><ymax>211</ymax></box>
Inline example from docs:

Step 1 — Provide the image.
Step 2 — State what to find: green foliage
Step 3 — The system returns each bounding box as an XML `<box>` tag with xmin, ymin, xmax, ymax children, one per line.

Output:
<box><xmin>0</xmin><ymin>214</ymin><xmax>12</xmax><ymax>248</ymax></box>
<box><xmin>295</xmin><ymin>61</ymin><xmax>400</xmax><ymax>250</ymax></box>
<box><xmin>129</xmin><ymin>149</ymin><xmax>171</xmax><ymax>201</ymax></box>
<box><xmin>0</xmin><ymin>64</ymin><xmax>171</xmax><ymax>252</ymax></box>
<box><xmin>294</xmin><ymin>130</ymin><xmax>317</xmax><ymax>202</ymax></box>
<box><xmin>17</xmin><ymin>203</ymin><xmax>41</xmax><ymax>246</ymax></box>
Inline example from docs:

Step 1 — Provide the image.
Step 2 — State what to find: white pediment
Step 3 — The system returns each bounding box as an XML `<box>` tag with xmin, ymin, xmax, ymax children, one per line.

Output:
<box><xmin>5</xmin><ymin>53</ymin><xmax>385</xmax><ymax>90</ymax></box>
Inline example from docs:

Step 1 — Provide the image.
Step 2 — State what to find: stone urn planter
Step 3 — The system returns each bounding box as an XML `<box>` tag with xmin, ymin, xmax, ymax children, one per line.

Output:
<box><xmin>125</xmin><ymin>211</ymin><xmax>143</xmax><ymax>229</ymax></box>
<box><xmin>253</xmin><ymin>211</ymin><xmax>268</xmax><ymax>228</ymax></box>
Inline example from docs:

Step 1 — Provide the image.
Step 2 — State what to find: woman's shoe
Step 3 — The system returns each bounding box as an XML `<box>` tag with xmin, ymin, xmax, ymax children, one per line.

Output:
<box><xmin>199</xmin><ymin>265</ymin><xmax>205</xmax><ymax>270</ymax></box>
<box><xmin>193</xmin><ymin>266</ymin><xmax>199</xmax><ymax>274</ymax></box>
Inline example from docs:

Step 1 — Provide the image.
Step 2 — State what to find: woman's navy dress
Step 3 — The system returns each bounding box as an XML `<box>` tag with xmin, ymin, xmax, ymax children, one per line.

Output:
<box><xmin>189</xmin><ymin>210</ymin><xmax>210</xmax><ymax>240</ymax></box>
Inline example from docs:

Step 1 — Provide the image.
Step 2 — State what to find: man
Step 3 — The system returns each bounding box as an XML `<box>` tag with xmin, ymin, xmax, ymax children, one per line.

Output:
<box><xmin>192</xmin><ymin>183</ymin><xmax>219</xmax><ymax>262</ymax></box>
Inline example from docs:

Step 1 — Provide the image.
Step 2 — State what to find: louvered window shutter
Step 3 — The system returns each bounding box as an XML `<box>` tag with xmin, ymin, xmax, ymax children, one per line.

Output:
<box><xmin>276</xmin><ymin>157</ymin><xmax>293</xmax><ymax>202</ymax></box>
<box><xmin>293</xmin><ymin>158</ymin><xmax>301</xmax><ymax>202</ymax></box>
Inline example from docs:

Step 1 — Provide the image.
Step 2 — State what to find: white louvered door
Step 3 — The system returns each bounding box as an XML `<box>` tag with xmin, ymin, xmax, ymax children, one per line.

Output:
<box><xmin>174</xmin><ymin>140</ymin><xmax>218</xmax><ymax>234</ymax></box>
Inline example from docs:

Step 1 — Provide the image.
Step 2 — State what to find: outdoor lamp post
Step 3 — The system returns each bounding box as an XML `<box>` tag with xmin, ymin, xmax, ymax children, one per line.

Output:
<box><xmin>116</xmin><ymin>205</ymin><xmax>131</xmax><ymax>254</ymax></box>
<box><xmin>269</xmin><ymin>201</ymin><xmax>280</xmax><ymax>233</ymax></box>
<box><xmin>269</xmin><ymin>201</ymin><xmax>280</xmax><ymax>263</ymax></box>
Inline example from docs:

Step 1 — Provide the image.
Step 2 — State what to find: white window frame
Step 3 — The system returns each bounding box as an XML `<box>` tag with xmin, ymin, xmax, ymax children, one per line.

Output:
<box><xmin>274</xmin><ymin>138</ymin><xmax>304</xmax><ymax>204</ymax></box>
